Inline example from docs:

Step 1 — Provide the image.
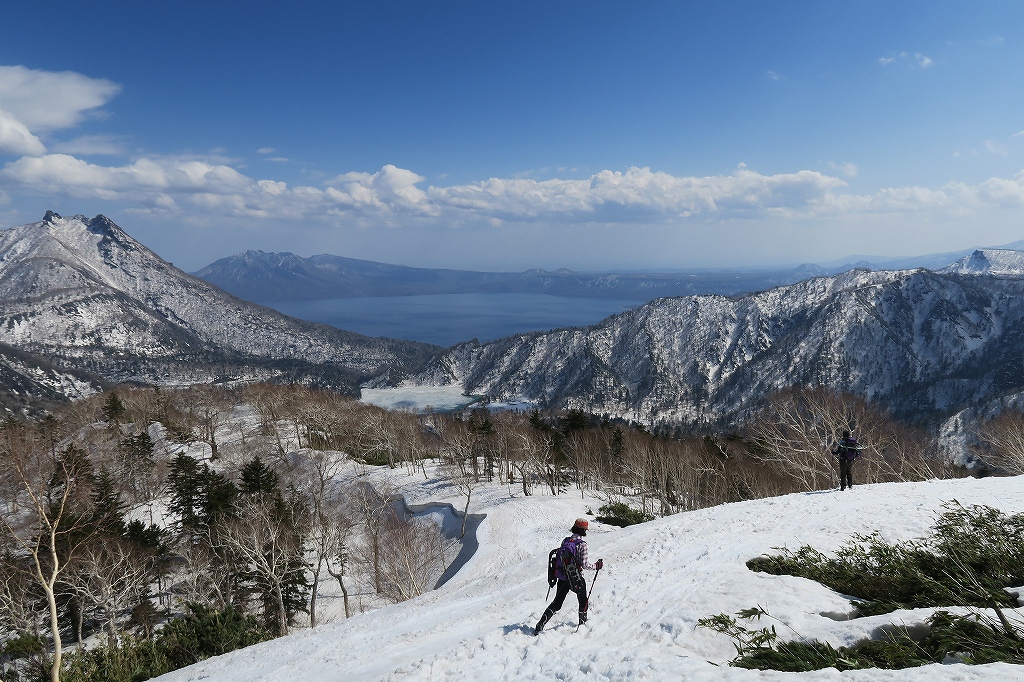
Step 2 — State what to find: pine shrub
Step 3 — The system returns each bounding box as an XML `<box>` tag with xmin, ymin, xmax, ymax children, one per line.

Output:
<box><xmin>59</xmin><ymin>604</ymin><xmax>270</xmax><ymax>682</ymax></box>
<box><xmin>595</xmin><ymin>502</ymin><xmax>654</xmax><ymax>527</ymax></box>
<box><xmin>703</xmin><ymin>503</ymin><xmax>1024</xmax><ymax>672</ymax></box>
<box><xmin>746</xmin><ymin>502</ymin><xmax>1024</xmax><ymax>615</ymax></box>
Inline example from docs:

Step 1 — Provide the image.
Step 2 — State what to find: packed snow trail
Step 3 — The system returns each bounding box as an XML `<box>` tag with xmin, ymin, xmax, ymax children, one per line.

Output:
<box><xmin>155</xmin><ymin>476</ymin><xmax>1024</xmax><ymax>681</ymax></box>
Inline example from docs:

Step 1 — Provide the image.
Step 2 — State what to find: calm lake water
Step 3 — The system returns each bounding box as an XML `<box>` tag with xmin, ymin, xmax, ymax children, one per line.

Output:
<box><xmin>263</xmin><ymin>293</ymin><xmax>644</xmax><ymax>347</ymax></box>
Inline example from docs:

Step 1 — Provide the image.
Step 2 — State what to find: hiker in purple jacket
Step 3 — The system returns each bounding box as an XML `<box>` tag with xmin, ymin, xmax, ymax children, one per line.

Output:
<box><xmin>534</xmin><ymin>518</ymin><xmax>603</xmax><ymax>634</ymax></box>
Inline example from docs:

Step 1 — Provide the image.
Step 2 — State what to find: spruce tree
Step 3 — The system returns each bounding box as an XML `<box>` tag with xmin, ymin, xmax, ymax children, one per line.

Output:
<box><xmin>239</xmin><ymin>456</ymin><xmax>279</xmax><ymax>496</ymax></box>
<box><xmin>90</xmin><ymin>468</ymin><xmax>127</xmax><ymax>536</ymax></box>
<box><xmin>168</xmin><ymin>453</ymin><xmax>203</xmax><ymax>533</ymax></box>
<box><xmin>200</xmin><ymin>467</ymin><xmax>238</xmax><ymax>527</ymax></box>
<box><xmin>102</xmin><ymin>392</ymin><xmax>126</xmax><ymax>423</ymax></box>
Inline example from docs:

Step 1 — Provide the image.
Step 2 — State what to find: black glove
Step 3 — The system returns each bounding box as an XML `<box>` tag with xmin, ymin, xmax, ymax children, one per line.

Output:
<box><xmin>596</xmin><ymin>559</ymin><xmax>604</xmax><ymax>570</ymax></box>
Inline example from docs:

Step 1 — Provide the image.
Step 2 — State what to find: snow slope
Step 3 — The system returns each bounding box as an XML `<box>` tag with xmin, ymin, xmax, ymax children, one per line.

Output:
<box><xmin>155</xmin><ymin>475</ymin><xmax>1024</xmax><ymax>681</ymax></box>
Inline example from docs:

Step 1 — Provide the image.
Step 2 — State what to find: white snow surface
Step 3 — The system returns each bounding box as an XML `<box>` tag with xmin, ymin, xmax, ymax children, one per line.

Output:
<box><xmin>360</xmin><ymin>385</ymin><xmax>480</xmax><ymax>412</ymax></box>
<box><xmin>154</xmin><ymin>474</ymin><xmax>1024</xmax><ymax>681</ymax></box>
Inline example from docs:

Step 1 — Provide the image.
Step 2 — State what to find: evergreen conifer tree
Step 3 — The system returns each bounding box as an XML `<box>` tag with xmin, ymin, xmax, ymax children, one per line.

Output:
<box><xmin>90</xmin><ymin>468</ymin><xmax>127</xmax><ymax>536</ymax></box>
<box><xmin>239</xmin><ymin>456</ymin><xmax>279</xmax><ymax>496</ymax></box>
<box><xmin>102</xmin><ymin>392</ymin><xmax>126</xmax><ymax>423</ymax></box>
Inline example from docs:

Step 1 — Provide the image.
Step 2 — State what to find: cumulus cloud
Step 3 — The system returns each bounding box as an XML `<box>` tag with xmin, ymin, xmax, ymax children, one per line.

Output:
<box><xmin>4</xmin><ymin>151</ymin><xmax>1024</xmax><ymax>227</ymax></box>
<box><xmin>0</xmin><ymin>109</ymin><xmax>46</xmax><ymax>155</ymax></box>
<box><xmin>0</xmin><ymin>65</ymin><xmax>120</xmax><ymax>131</ymax></box>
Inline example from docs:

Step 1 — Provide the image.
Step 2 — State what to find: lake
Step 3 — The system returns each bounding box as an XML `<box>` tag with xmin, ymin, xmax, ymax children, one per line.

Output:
<box><xmin>263</xmin><ymin>293</ymin><xmax>643</xmax><ymax>347</ymax></box>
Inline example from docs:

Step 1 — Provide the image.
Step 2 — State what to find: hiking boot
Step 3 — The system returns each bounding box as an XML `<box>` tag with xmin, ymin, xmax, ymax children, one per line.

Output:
<box><xmin>534</xmin><ymin>608</ymin><xmax>553</xmax><ymax>635</ymax></box>
<box><xmin>578</xmin><ymin>610</ymin><xmax>588</xmax><ymax>625</ymax></box>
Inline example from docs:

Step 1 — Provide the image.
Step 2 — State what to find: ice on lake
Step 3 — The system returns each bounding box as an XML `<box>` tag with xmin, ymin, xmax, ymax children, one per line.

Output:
<box><xmin>360</xmin><ymin>385</ymin><xmax>481</xmax><ymax>412</ymax></box>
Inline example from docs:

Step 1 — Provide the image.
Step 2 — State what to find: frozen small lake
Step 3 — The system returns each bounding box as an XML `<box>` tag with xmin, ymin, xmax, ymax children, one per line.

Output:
<box><xmin>262</xmin><ymin>292</ymin><xmax>642</xmax><ymax>347</ymax></box>
<box><xmin>360</xmin><ymin>385</ymin><xmax>480</xmax><ymax>412</ymax></box>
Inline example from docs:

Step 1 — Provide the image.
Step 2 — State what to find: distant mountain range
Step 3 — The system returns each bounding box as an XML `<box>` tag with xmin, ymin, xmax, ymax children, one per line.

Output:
<box><xmin>193</xmin><ymin>250</ymin><xmax>833</xmax><ymax>302</ymax></box>
<box><xmin>407</xmin><ymin>265</ymin><xmax>1024</xmax><ymax>427</ymax></box>
<box><xmin>192</xmin><ymin>241</ymin><xmax>1024</xmax><ymax>303</ymax></box>
<box><xmin>0</xmin><ymin>212</ymin><xmax>438</xmax><ymax>413</ymax></box>
<box><xmin>4</xmin><ymin>211</ymin><xmax>1024</xmax><ymax>427</ymax></box>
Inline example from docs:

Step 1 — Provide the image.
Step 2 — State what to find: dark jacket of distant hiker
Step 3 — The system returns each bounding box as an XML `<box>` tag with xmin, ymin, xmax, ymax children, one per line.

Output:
<box><xmin>832</xmin><ymin>431</ymin><xmax>861</xmax><ymax>490</ymax></box>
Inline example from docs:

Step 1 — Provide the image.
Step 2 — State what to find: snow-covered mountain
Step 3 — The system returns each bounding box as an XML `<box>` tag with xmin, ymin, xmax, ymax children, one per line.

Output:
<box><xmin>0</xmin><ymin>212</ymin><xmax>438</xmax><ymax>397</ymax></box>
<box><xmin>940</xmin><ymin>249</ymin><xmax>1024</xmax><ymax>276</ymax></box>
<box><xmin>0</xmin><ymin>340</ymin><xmax>105</xmax><ymax>416</ymax></box>
<box><xmin>193</xmin><ymin>249</ymin><xmax>829</xmax><ymax>302</ymax></box>
<box><xmin>410</xmin><ymin>268</ymin><xmax>1024</xmax><ymax>426</ymax></box>
<box><xmin>154</xmin><ymin>473</ymin><xmax>1024</xmax><ymax>682</ymax></box>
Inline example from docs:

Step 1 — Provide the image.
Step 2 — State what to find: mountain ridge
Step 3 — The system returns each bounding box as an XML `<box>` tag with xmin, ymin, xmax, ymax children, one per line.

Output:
<box><xmin>0</xmin><ymin>213</ymin><xmax>439</xmax><ymax>411</ymax></box>
<box><xmin>407</xmin><ymin>267</ymin><xmax>1024</xmax><ymax>426</ymax></box>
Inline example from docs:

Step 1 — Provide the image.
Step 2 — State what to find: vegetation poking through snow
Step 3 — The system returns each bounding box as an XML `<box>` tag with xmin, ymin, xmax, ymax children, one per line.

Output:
<box><xmin>747</xmin><ymin>502</ymin><xmax>1024</xmax><ymax>616</ymax></box>
<box><xmin>702</xmin><ymin>504</ymin><xmax>1024</xmax><ymax>671</ymax></box>
<box><xmin>701</xmin><ymin>606</ymin><xmax>1024</xmax><ymax>671</ymax></box>
<box><xmin>594</xmin><ymin>502</ymin><xmax>654</xmax><ymax>527</ymax></box>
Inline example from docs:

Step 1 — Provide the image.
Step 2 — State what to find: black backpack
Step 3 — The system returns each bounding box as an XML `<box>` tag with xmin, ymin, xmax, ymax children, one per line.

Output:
<box><xmin>547</xmin><ymin>536</ymin><xmax>585</xmax><ymax>592</ymax></box>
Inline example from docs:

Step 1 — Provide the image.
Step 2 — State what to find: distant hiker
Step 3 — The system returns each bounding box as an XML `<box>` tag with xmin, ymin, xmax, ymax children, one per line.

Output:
<box><xmin>832</xmin><ymin>430</ymin><xmax>862</xmax><ymax>490</ymax></box>
<box><xmin>534</xmin><ymin>519</ymin><xmax>604</xmax><ymax>634</ymax></box>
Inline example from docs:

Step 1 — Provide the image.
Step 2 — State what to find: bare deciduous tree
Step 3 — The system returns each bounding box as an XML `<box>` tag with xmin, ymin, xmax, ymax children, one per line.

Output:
<box><xmin>66</xmin><ymin>538</ymin><xmax>152</xmax><ymax>647</ymax></box>
<box><xmin>375</xmin><ymin>511</ymin><xmax>445</xmax><ymax>603</ymax></box>
<box><xmin>0</xmin><ymin>424</ymin><xmax>94</xmax><ymax>682</ymax></box>
<box><xmin>213</xmin><ymin>495</ymin><xmax>304</xmax><ymax>636</ymax></box>
<box><xmin>977</xmin><ymin>408</ymin><xmax>1024</xmax><ymax>474</ymax></box>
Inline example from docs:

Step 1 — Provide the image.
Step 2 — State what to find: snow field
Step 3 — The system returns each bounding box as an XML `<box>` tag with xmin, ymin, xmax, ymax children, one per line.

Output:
<box><xmin>155</xmin><ymin>475</ymin><xmax>1024</xmax><ymax>681</ymax></box>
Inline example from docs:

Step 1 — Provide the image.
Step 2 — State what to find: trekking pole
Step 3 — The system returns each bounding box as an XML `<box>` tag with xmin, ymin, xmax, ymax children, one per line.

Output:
<box><xmin>587</xmin><ymin>566</ymin><xmax>601</xmax><ymax>602</ymax></box>
<box><xmin>576</xmin><ymin>566</ymin><xmax>601</xmax><ymax>633</ymax></box>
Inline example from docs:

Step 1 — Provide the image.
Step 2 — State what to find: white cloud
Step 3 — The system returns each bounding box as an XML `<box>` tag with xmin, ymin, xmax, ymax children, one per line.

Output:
<box><xmin>878</xmin><ymin>52</ymin><xmax>936</xmax><ymax>70</ymax></box>
<box><xmin>51</xmin><ymin>134</ymin><xmax>125</xmax><ymax>156</ymax></box>
<box><xmin>765</xmin><ymin>70</ymin><xmax>785</xmax><ymax>81</ymax></box>
<box><xmin>984</xmin><ymin>140</ymin><xmax>1009</xmax><ymax>156</ymax></box>
<box><xmin>257</xmin><ymin>147</ymin><xmax>276</xmax><ymax>154</ymax></box>
<box><xmin>828</xmin><ymin>162</ymin><xmax>858</xmax><ymax>178</ymax></box>
<box><xmin>0</xmin><ymin>65</ymin><xmax>121</xmax><ymax>131</ymax></box>
<box><xmin>4</xmin><ymin>152</ymin><xmax>1024</xmax><ymax>228</ymax></box>
<box><xmin>0</xmin><ymin>109</ymin><xmax>46</xmax><ymax>155</ymax></box>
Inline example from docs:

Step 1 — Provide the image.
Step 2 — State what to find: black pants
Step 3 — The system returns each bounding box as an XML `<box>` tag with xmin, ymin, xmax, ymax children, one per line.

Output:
<box><xmin>839</xmin><ymin>459</ymin><xmax>854</xmax><ymax>489</ymax></box>
<box><xmin>547</xmin><ymin>578</ymin><xmax>588</xmax><ymax>615</ymax></box>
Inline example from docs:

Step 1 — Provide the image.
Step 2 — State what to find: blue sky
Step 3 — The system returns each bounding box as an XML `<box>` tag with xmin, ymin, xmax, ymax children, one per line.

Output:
<box><xmin>1</xmin><ymin>1</ymin><xmax>1024</xmax><ymax>271</ymax></box>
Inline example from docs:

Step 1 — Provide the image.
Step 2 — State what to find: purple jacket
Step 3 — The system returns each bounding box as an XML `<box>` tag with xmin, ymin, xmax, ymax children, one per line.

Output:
<box><xmin>554</xmin><ymin>534</ymin><xmax>596</xmax><ymax>580</ymax></box>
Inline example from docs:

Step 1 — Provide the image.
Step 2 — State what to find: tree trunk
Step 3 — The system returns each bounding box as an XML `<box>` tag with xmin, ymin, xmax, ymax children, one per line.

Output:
<box><xmin>43</xmin><ymin>582</ymin><xmax>61</xmax><ymax>682</ymax></box>
<box><xmin>274</xmin><ymin>580</ymin><xmax>288</xmax><ymax>636</ymax></box>
<box><xmin>460</xmin><ymin>490</ymin><xmax>471</xmax><ymax>539</ymax></box>
<box><xmin>327</xmin><ymin>559</ymin><xmax>351</xmax><ymax>618</ymax></box>
<box><xmin>309</xmin><ymin>560</ymin><xmax>321</xmax><ymax>628</ymax></box>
